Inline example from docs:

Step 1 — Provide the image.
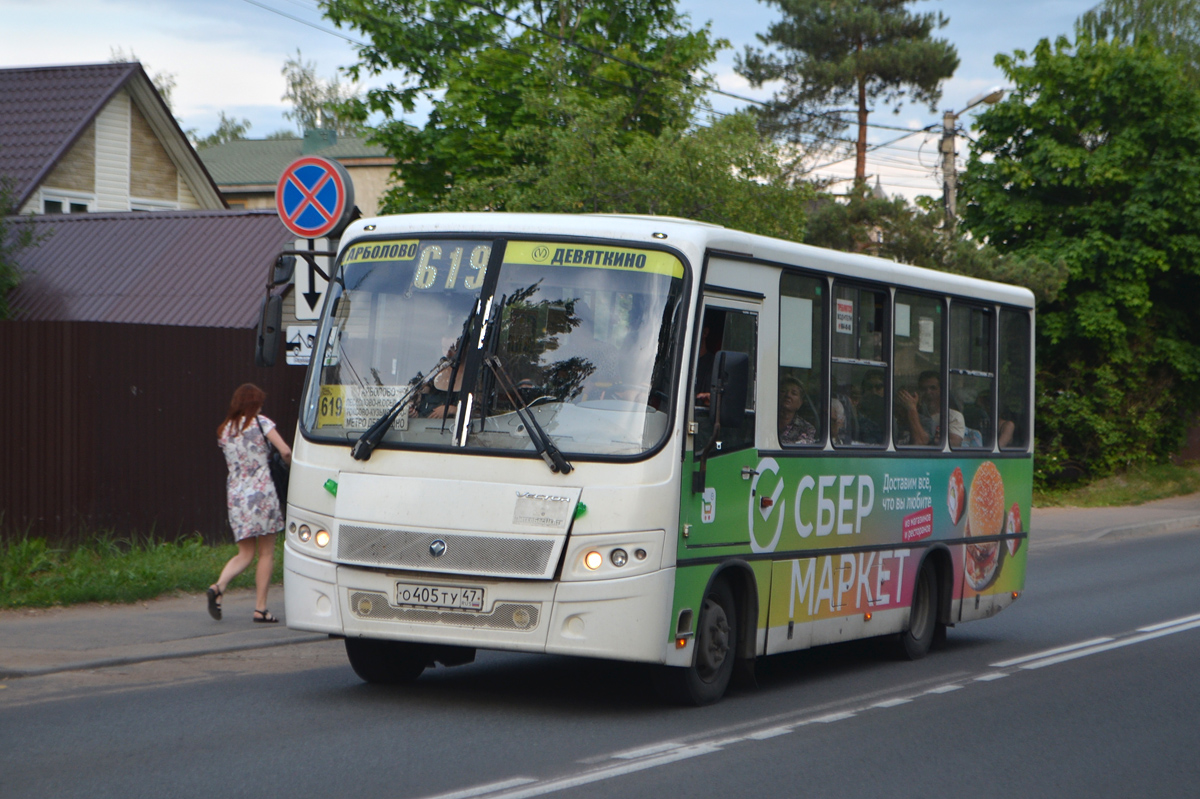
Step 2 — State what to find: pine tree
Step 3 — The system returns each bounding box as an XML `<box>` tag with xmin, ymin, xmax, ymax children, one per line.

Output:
<box><xmin>737</xmin><ymin>0</ymin><xmax>958</xmax><ymax>183</ymax></box>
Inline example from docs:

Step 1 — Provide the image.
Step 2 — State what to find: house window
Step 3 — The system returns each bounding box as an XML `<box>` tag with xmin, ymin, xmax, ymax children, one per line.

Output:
<box><xmin>44</xmin><ymin>200</ymin><xmax>64</xmax><ymax>214</ymax></box>
<box><xmin>69</xmin><ymin>202</ymin><xmax>88</xmax><ymax>213</ymax></box>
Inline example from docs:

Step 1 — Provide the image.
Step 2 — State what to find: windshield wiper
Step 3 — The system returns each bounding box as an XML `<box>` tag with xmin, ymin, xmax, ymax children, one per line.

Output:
<box><xmin>350</xmin><ymin>358</ymin><xmax>451</xmax><ymax>461</ymax></box>
<box><xmin>483</xmin><ymin>354</ymin><xmax>573</xmax><ymax>474</ymax></box>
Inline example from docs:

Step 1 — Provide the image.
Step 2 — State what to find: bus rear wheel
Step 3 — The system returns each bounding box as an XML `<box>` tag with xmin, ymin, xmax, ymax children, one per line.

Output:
<box><xmin>898</xmin><ymin>560</ymin><xmax>938</xmax><ymax>660</ymax></box>
<box><xmin>661</xmin><ymin>580</ymin><xmax>738</xmax><ymax>706</ymax></box>
<box><xmin>344</xmin><ymin>638</ymin><xmax>428</xmax><ymax>684</ymax></box>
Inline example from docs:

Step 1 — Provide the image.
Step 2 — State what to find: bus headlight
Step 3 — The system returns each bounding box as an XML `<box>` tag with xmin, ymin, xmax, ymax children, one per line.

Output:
<box><xmin>298</xmin><ymin>524</ymin><xmax>312</xmax><ymax>542</ymax></box>
<box><xmin>584</xmin><ymin>551</ymin><xmax>603</xmax><ymax>570</ymax></box>
<box><xmin>315</xmin><ymin>529</ymin><xmax>330</xmax><ymax>548</ymax></box>
<box><xmin>610</xmin><ymin>548</ymin><xmax>628</xmax><ymax>567</ymax></box>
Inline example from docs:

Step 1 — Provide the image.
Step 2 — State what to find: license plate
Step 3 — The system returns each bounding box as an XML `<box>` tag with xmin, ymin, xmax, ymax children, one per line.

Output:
<box><xmin>395</xmin><ymin>582</ymin><xmax>484</xmax><ymax>611</ymax></box>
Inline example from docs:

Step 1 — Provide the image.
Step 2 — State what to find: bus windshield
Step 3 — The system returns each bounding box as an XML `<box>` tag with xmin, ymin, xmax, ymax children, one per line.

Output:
<box><xmin>302</xmin><ymin>237</ymin><xmax>687</xmax><ymax>459</ymax></box>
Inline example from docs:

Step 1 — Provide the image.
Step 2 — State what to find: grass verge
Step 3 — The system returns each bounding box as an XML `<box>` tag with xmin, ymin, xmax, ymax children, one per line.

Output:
<box><xmin>1034</xmin><ymin>462</ymin><xmax>1200</xmax><ymax>508</ymax></box>
<box><xmin>0</xmin><ymin>532</ymin><xmax>284</xmax><ymax>610</ymax></box>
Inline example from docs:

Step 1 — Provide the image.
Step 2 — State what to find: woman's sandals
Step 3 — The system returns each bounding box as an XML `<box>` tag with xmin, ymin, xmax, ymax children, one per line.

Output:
<box><xmin>253</xmin><ymin>608</ymin><xmax>279</xmax><ymax>624</ymax></box>
<box><xmin>206</xmin><ymin>586</ymin><xmax>223</xmax><ymax>621</ymax></box>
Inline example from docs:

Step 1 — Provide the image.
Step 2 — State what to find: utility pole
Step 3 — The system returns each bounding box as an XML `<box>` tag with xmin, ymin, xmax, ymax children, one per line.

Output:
<box><xmin>941</xmin><ymin>109</ymin><xmax>958</xmax><ymax>234</ymax></box>
<box><xmin>939</xmin><ymin>87</ymin><xmax>1005</xmax><ymax>238</ymax></box>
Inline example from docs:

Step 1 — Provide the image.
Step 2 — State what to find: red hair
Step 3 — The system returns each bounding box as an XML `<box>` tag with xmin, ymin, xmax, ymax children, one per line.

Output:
<box><xmin>218</xmin><ymin>383</ymin><xmax>266</xmax><ymax>438</ymax></box>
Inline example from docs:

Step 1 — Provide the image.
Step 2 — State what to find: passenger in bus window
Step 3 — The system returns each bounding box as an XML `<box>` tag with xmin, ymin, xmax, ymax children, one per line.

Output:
<box><xmin>856</xmin><ymin>372</ymin><xmax>886</xmax><ymax>444</ymax></box>
<box><xmin>778</xmin><ymin>376</ymin><xmax>818</xmax><ymax>445</ymax></box>
<box><xmin>831</xmin><ymin>395</ymin><xmax>849</xmax><ymax>444</ymax></box>
<box><xmin>897</xmin><ymin>371</ymin><xmax>963</xmax><ymax>447</ymax></box>
<box><xmin>415</xmin><ymin>338</ymin><xmax>465</xmax><ymax>418</ymax></box>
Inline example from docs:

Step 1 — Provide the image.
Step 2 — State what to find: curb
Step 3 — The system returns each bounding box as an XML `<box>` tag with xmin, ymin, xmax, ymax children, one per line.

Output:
<box><xmin>0</xmin><ymin>633</ymin><xmax>329</xmax><ymax>679</ymax></box>
<box><xmin>1098</xmin><ymin>514</ymin><xmax>1200</xmax><ymax>542</ymax></box>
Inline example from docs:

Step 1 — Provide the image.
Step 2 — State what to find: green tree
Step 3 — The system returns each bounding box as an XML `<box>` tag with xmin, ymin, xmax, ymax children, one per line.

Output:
<box><xmin>736</xmin><ymin>0</ymin><xmax>958</xmax><ymax>182</ymax></box>
<box><xmin>281</xmin><ymin>49</ymin><xmax>366</xmax><ymax>137</ymax></box>
<box><xmin>194</xmin><ymin>112</ymin><xmax>252</xmax><ymax>149</ymax></box>
<box><xmin>322</xmin><ymin>0</ymin><xmax>722</xmax><ymax>212</ymax></box>
<box><xmin>436</xmin><ymin>101</ymin><xmax>813</xmax><ymax>239</ymax></box>
<box><xmin>962</xmin><ymin>35</ymin><xmax>1200</xmax><ymax>479</ymax></box>
<box><xmin>1</xmin><ymin>176</ymin><xmax>46</xmax><ymax>320</ymax></box>
<box><xmin>1077</xmin><ymin>0</ymin><xmax>1200</xmax><ymax>76</ymax></box>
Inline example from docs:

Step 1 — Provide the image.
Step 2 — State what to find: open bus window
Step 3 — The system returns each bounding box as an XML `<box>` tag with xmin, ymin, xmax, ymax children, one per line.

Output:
<box><xmin>949</xmin><ymin>302</ymin><xmax>995</xmax><ymax>450</ymax></box>
<box><xmin>778</xmin><ymin>272</ymin><xmax>825</xmax><ymax>447</ymax></box>
<box><xmin>831</xmin><ymin>284</ymin><xmax>888</xmax><ymax>447</ymax></box>
<box><xmin>893</xmin><ymin>291</ymin><xmax>944</xmax><ymax>448</ymax></box>
<box><xmin>998</xmin><ymin>308</ymin><xmax>1031</xmax><ymax>450</ymax></box>
<box><xmin>692</xmin><ymin>307</ymin><xmax>758</xmax><ymax>454</ymax></box>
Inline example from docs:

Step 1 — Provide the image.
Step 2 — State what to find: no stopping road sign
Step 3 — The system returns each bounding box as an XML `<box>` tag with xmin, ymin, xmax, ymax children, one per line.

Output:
<box><xmin>276</xmin><ymin>156</ymin><xmax>356</xmax><ymax>239</ymax></box>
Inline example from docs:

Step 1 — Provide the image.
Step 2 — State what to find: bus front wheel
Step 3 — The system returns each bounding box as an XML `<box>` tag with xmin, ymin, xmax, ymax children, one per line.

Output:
<box><xmin>344</xmin><ymin>638</ymin><xmax>428</xmax><ymax>684</ymax></box>
<box><xmin>661</xmin><ymin>580</ymin><xmax>738</xmax><ymax>706</ymax></box>
<box><xmin>898</xmin><ymin>560</ymin><xmax>938</xmax><ymax>660</ymax></box>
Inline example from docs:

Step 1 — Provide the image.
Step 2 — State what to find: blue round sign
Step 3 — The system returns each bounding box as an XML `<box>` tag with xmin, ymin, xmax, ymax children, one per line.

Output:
<box><xmin>276</xmin><ymin>156</ymin><xmax>356</xmax><ymax>239</ymax></box>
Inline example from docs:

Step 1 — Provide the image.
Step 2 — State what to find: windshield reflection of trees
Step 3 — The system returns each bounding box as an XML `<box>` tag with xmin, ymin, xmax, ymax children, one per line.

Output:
<box><xmin>486</xmin><ymin>276</ymin><xmax>674</xmax><ymax>414</ymax></box>
<box><xmin>491</xmin><ymin>281</ymin><xmax>593</xmax><ymax>410</ymax></box>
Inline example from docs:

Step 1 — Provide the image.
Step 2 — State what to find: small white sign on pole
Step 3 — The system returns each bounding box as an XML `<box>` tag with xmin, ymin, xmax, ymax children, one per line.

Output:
<box><xmin>293</xmin><ymin>239</ymin><xmax>330</xmax><ymax>321</ymax></box>
<box><xmin>286</xmin><ymin>325</ymin><xmax>317</xmax><ymax>365</ymax></box>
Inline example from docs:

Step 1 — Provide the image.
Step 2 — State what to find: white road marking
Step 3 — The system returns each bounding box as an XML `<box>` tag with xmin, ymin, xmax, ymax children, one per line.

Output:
<box><xmin>990</xmin><ymin>637</ymin><xmax>1114</xmax><ymax>668</ymax></box>
<box><xmin>925</xmin><ymin>684</ymin><xmax>962</xmax><ymax>694</ymax></box>
<box><xmin>812</xmin><ymin>711</ymin><xmax>856</xmax><ymax>723</ymax></box>
<box><xmin>482</xmin><ymin>744</ymin><xmax>722</xmax><ymax>799</ymax></box>
<box><xmin>1138</xmin><ymin>612</ymin><xmax>1200</xmax><ymax>633</ymax></box>
<box><xmin>748</xmin><ymin>726</ymin><xmax>794</xmax><ymax>740</ymax></box>
<box><xmin>871</xmin><ymin>697</ymin><xmax>913</xmax><ymax>708</ymax></box>
<box><xmin>612</xmin><ymin>742</ymin><xmax>686</xmax><ymax>760</ymax></box>
<box><xmin>1021</xmin><ymin>619</ymin><xmax>1200</xmax><ymax>670</ymax></box>
<box><xmin>421</xmin><ymin>778</ymin><xmax>540</xmax><ymax>799</ymax></box>
<box><xmin>974</xmin><ymin>672</ymin><xmax>1008</xmax><ymax>682</ymax></box>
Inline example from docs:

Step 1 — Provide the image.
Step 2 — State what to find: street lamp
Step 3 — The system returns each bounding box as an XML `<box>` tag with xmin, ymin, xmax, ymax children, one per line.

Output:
<box><xmin>941</xmin><ymin>86</ymin><xmax>1005</xmax><ymax>232</ymax></box>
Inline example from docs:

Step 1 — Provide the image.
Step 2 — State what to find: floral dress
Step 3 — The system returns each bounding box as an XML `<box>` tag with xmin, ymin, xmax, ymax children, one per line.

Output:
<box><xmin>218</xmin><ymin>415</ymin><xmax>283</xmax><ymax>541</ymax></box>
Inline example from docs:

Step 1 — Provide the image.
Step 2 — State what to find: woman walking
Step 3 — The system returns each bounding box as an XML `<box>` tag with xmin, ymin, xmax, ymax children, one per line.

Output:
<box><xmin>207</xmin><ymin>383</ymin><xmax>291</xmax><ymax>623</ymax></box>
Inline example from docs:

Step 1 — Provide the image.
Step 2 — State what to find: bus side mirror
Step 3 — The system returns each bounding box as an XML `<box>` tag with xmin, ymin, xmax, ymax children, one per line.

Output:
<box><xmin>254</xmin><ymin>294</ymin><xmax>283</xmax><ymax>367</ymax></box>
<box><xmin>714</xmin><ymin>350</ymin><xmax>749</xmax><ymax>429</ymax></box>
<box><xmin>272</xmin><ymin>254</ymin><xmax>296</xmax><ymax>286</ymax></box>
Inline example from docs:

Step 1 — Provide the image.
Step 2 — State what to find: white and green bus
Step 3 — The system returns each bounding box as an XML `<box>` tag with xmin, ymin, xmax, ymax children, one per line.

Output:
<box><xmin>278</xmin><ymin>212</ymin><xmax>1033</xmax><ymax>704</ymax></box>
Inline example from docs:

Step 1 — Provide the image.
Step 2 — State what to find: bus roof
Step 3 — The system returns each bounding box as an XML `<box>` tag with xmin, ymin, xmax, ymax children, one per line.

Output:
<box><xmin>341</xmin><ymin>212</ymin><xmax>1036</xmax><ymax>309</ymax></box>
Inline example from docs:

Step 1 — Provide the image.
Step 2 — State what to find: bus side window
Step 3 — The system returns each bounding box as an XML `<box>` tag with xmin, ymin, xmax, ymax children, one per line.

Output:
<box><xmin>893</xmin><ymin>291</ymin><xmax>945</xmax><ymax>448</ymax></box>
<box><xmin>778</xmin><ymin>272</ymin><xmax>826</xmax><ymax>447</ymax></box>
<box><xmin>831</xmin><ymin>283</ymin><xmax>889</xmax><ymax>447</ymax></box>
<box><xmin>950</xmin><ymin>303</ymin><xmax>995</xmax><ymax>450</ymax></box>
<box><xmin>998</xmin><ymin>308</ymin><xmax>1032</xmax><ymax>450</ymax></box>
<box><xmin>693</xmin><ymin>307</ymin><xmax>757</xmax><ymax>454</ymax></box>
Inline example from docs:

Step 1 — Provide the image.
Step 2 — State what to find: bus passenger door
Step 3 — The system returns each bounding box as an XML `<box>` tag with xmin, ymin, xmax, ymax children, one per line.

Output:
<box><xmin>683</xmin><ymin>299</ymin><xmax>760</xmax><ymax>550</ymax></box>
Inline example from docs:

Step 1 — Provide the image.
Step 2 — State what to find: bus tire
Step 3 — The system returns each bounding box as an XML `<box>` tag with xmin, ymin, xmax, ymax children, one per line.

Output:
<box><xmin>661</xmin><ymin>579</ymin><xmax>738</xmax><ymax>706</ymax></box>
<box><xmin>344</xmin><ymin>638</ymin><xmax>428</xmax><ymax>684</ymax></box>
<box><xmin>899</xmin><ymin>560</ymin><xmax>938</xmax><ymax>660</ymax></box>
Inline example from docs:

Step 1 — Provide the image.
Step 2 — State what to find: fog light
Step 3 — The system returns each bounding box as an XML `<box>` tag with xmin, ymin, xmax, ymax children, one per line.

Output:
<box><xmin>289</xmin><ymin>522</ymin><xmax>297</xmax><ymax>534</ymax></box>
<box><xmin>512</xmin><ymin>608</ymin><xmax>531</xmax><ymax>628</ymax></box>
<box><xmin>584</xmin><ymin>550</ymin><xmax>603</xmax><ymax>570</ymax></box>
<box><xmin>610</xmin><ymin>548</ymin><xmax>628</xmax><ymax>567</ymax></box>
<box><xmin>315</xmin><ymin>529</ymin><xmax>330</xmax><ymax>548</ymax></box>
<box><xmin>298</xmin><ymin>524</ymin><xmax>312</xmax><ymax>542</ymax></box>
<box><xmin>358</xmin><ymin>597</ymin><xmax>373</xmax><ymax>615</ymax></box>
<box><xmin>634</xmin><ymin>548</ymin><xmax>647</xmax><ymax>560</ymax></box>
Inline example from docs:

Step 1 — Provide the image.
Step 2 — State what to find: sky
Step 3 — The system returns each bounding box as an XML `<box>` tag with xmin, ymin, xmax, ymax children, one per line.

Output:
<box><xmin>4</xmin><ymin>0</ymin><xmax>1101</xmax><ymax>200</ymax></box>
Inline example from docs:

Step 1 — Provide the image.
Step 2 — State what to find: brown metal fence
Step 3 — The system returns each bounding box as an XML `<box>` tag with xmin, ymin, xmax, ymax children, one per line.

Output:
<box><xmin>0</xmin><ymin>321</ymin><xmax>306</xmax><ymax>545</ymax></box>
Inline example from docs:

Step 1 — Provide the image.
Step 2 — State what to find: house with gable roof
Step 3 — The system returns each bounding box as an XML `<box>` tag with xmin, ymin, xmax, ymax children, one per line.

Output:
<box><xmin>0</xmin><ymin>61</ymin><xmax>225</xmax><ymax>215</ymax></box>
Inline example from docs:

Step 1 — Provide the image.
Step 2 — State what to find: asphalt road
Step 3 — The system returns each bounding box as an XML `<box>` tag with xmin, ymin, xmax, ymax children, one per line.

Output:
<box><xmin>3</xmin><ymin>528</ymin><xmax>1200</xmax><ymax>799</ymax></box>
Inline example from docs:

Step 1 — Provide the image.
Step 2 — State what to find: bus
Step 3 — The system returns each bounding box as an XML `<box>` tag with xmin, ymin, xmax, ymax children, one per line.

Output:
<box><xmin>276</xmin><ymin>212</ymin><xmax>1033</xmax><ymax>705</ymax></box>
